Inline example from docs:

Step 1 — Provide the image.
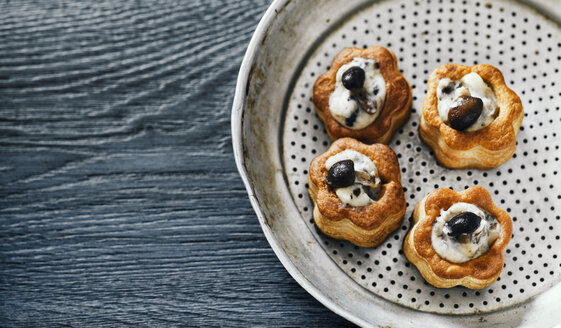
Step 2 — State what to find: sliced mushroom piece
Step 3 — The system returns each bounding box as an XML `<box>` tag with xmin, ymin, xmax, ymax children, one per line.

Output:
<box><xmin>355</xmin><ymin>171</ymin><xmax>383</xmax><ymax>200</ymax></box>
<box><xmin>457</xmin><ymin>234</ymin><xmax>471</xmax><ymax>244</ymax></box>
<box><xmin>353</xmin><ymin>90</ymin><xmax>378</xmax><ymax>114</ymax></box>
<box><xmin>363</xmin><ymin>185</ymin><xmax>382</xmax><ymax>201</ymax></box>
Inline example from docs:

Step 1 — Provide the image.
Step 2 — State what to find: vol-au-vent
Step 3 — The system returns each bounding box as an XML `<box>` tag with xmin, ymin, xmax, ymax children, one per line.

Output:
<box><xmin>404</xmin><ymin>187</ymin><xmax>512</xmax><ymax>289</ymax></box>
<box><xmin>420</xmin><ymin>63</ymin><xmax>524</xmax><ymax>169</ymax></box>
<box><xmin>308</xmin><ymin>138</ymin><xmax>406</xmax><ymax>248</ymax></box>
<box><xmin>313</xmin><ymin>46</ymin><xmax>412</xmax><ymax>144</ymax></box>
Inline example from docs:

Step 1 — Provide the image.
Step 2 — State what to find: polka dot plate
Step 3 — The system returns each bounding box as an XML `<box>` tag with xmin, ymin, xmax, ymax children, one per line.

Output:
<box><xmin>233</xmin><ymin>0</ymin><xmax>561</xmax><ymax>325</ymax></box>
<box><xmin>283</xmin><ymin>0</ymin><xmax>561</xmax><ymax>316</ymax></box>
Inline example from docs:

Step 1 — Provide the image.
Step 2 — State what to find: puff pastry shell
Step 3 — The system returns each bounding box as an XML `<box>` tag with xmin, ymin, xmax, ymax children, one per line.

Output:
<box><xmin>313</xmin><ymin>46</ymin><xmax>412</xmax><ymax>144</ymax></box>
<box><xmin>420</xmin><ymin>63</ymin><xmax>523</xmax><ymax>169</ymax></box>
<box><xmin>308</xmin><ymin>138</ymin><xmax>406</xmax><ymax>247</ymax></box>
<box><xmin>403</xmin><ymin>186</ymin><xmax>513</xmax><ymax>289</ymax></box>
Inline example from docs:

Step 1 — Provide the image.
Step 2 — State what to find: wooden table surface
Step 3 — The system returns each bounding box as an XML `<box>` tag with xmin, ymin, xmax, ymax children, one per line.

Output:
<box><xmin>0</xmin><ymin>1</ymin><xmax>354</xmax><ymax>326</ymax></box>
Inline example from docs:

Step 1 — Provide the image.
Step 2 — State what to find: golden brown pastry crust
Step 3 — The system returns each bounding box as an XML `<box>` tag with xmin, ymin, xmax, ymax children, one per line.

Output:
<box><xmin>420</xmin><ymin>63</ymin><xmax>524</xmax><ymax>169</ymax></box>
<box><xmin>403</xmin><ymin>186</ymin><xmax>513</xmax><ymax>289</ymax></box>
<box><xmin>312</xmin><ymin>46</ymin><xmax>412</xmax><ymax>144</ymax></box>
<box><xmin>308</xmin><ymin>138</ymin><xmax>406</xmax><ymax>247</ymax></box>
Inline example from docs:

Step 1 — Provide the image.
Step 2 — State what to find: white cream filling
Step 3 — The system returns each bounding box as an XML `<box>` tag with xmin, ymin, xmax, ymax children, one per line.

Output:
<box><xmin>437</xmin><ymin>72</ymin><xmax>498</xmax><ymax>131</ymax></box>
<box><xmin>431</xmin><ymin>202</ymin><xmax>500</xmax><ymax>263</ymax></box>
<box><xmin>325</xmin><ymin>149</ymin><xmax>381</xmax><ymax>207</ymax></box>
<box><xmin>328</xmin><ymin>57</ymin><xmax>386</xmax><ymax>130</ymax></box>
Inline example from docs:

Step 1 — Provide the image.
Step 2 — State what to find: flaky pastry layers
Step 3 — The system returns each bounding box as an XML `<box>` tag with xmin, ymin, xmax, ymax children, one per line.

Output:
<box><xmin>308</xmin><ymin>138</ymin><xmax>406</xmax><ymax>247</ymax></box>
<box><xmin>420</xmin><ymin>63</ymin><xmax>524</xmax><ymax>169</ymax></box>
<box><xmin>313</xmin><ymin>46</ymin><xmax>412</xmax><ymax>144</ymax></box>
<box><xmin>403</xmin><ymin>186</ymin><xmax>512</xmax><ymax>289</ymax></box>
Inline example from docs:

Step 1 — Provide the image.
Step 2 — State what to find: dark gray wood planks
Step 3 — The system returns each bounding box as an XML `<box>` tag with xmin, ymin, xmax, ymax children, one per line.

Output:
<box><xmin>0</xmin><ymin>0</ymin><xmax>355</xmax><ymax>326</ymax></box>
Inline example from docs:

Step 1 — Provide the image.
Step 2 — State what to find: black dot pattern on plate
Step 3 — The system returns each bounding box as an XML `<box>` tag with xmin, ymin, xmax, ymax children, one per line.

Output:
<box><xmin>282</xmin><ymin>0</ymin><xmax>561</xmax><ymax>315</ymax></box>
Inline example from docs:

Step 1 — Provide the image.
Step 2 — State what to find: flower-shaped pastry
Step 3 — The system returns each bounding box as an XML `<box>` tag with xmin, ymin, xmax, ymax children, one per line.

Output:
<box><xmin>313</xmin><ymin>46</ymin><xmax>412</xmax><ymax>144</ymax></box>
<box><xmin>308</xmin><ymin>138</ymin><xmax>406</xmax><ymax>247</ymax></box>
<box><xmin>403</xmin><ymin>186</ymin><xmax>513</xmax><ymax>289</ymax></box>
<box><xmin>420</xmin><ymin>63</ymin><xmax>523</xmax><ymax>169</ymax></box>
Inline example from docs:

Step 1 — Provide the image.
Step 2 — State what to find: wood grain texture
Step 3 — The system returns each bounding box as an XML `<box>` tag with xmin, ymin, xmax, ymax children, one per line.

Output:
<box><xmin>0</xmin><ymin>1</ymin><xmax>354</xmax><ymax>326</ymax></box>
